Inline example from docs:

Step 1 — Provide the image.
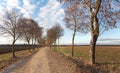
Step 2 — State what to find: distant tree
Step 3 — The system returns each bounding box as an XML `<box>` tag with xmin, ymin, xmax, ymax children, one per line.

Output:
<box><xmin>61</xmin><ymin>0</ymin><xmax>120</xmax><ymax>64</ymax></box>
<box><xmin>31</xmin><ymin>23</ymin><xmax>42</xmax><ymax>50</ymax></box>
<box><xmin>18</xmin><ymin>18</ymin><xmax>42</xmax><ymax>50</ymax></box>
<box><xmin>31</xmin><ymin>20</ymin><xmax>42</xmax><ymax>45</ymax></box>
<box><xmin>37</xmin><ymin>37</ymin><xmax>46</xmax><ymax>46</ymax></box>
<box><xmin>46</xmin><ymin>27</ymin><xmax>57</xmax><ymax>47</ymax></box>
<box><xmin>46</xmin><ymin>24</ymin><xmax>64</xmax><ymax>49</ymax></box>
<box><xmin>47</xmin><ymin>25</ymin><xmax>64</xmax><ymax>45</ymax></box>
<box><xmin>63</xmin><ymin>1</ymin><xmax>88</xmax><ymax>57</ymax></box>
<box><xmin>29</xmin><ymin>19</ymin><xmax>38</xmax><ymax>48</ymax></box>
<box><xmin>17</xmin><ymin>18</ymin><xmax>32</xmax><ymax>50</ymax></box>
<box><xmin>0</xmin><ymin>9</ymin><xmax>22</xmax><ymax>58</ymax></box>
<box><xmin>54</xmin><ymin>24</ymin><xmax>64</xmax><ymax>50</ymax></box>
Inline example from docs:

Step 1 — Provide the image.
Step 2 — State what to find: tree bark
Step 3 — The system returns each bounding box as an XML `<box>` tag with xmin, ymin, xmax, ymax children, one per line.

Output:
<box><xmin>57</xmin><ymin>38</ymin><xmax>59</xmax><ymax>50</ymax></box>
<box><xmin>89</xmin><ymin>14</ymin><xmax>99</xmax><ymax>64</ymax></box>
<box><xmin>32</xmin><ymin>36</ymin><xmax>34</xmax><ymax>50</ymax></box>
<box><xmin>54</xmin><ymin>42</ymin><xmax>56</xmax><ymax>50</ymax></box>
<box><xmin>71</xmin><ymin>29</ymin><xmax>76</xmax><ymax>57</ymax></box>
<box><xmin>12</xmin><ymin>41</ymin><xmax>16</xmax><ymax>58</ymax></box>
<box><xmin>89</xmin><ymin>34</ymin><xmax>98</xmax><ymax>64</ymax></box>
<box><xmin>27</xmin><ymin>41</ymin><xmax>31</xmax><ymax>52</ymax></box>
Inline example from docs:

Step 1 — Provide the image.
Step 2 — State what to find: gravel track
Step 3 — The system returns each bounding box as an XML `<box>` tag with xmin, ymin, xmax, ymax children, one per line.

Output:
<box><xmin>1</xmin><ymin>47</ymin><xmax>81</xmax><ymax>73</ymax></box>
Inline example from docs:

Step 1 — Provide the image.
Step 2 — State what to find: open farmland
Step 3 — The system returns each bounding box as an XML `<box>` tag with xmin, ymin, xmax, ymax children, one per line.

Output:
<box><xmin>0</xmin><ymin>0</ymin><xmax>120</xmax><ymax>73</ymax></box>
<box><xmin>57</xmin><ymin>45</ymin><xmax>120</xmax><ymax>64</ymax></box>
<box><xmin>0</xmin><ymin>45</ymin><xmax>41</xmax><ymax>54</ymax></box>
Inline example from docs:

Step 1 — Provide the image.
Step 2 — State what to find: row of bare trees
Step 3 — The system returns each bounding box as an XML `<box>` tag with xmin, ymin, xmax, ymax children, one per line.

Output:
<box><xmin>18</xmin><ymin>18</ymin><xmax>42</xmax><ymax>51</ymax></box>
<box><xmin>46</xmin><ymin>24</ymin><xmax>64</xmax><ymax>49</ymax></box>
<box><xmin>0</xmin><ymin>10</ymin><xmax>43</xmax><ymax>58</ymax></box>
<box><xmin>61</xmin><ymin>0</ymin><xmax>120</xmax><ymax>65</ymax></box>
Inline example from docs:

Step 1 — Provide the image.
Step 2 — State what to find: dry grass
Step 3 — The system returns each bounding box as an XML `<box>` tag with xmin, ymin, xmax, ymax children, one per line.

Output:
<box><xmin>0</xmin><ymin>50</ymin><xmax>36</xmax><ymax>71</ymax></box>
<box><xmin>56</xmin><ymin>45</ymin><xmax>120</xmax><ymax>64</ymax></box>
<box><xmin>54</xmin><ymin>46</ymin><xmax>120</xmax><ymax>73</ymax></box>
<box><xmin>0</xmin><ymin>50</ymin><xmax>29</xmax><ymax>61</ymax></box>
<box><xmin>96</xmin><ymin>46</ymin><xmax>120</xmax><ymax>64</ymax></box>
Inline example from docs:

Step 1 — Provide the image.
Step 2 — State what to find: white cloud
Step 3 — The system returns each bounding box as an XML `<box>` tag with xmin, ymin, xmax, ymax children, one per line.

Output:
<box><xmin>23</xmin><ymin>0</ymin><xmax>36</xmax><ymax>14</ymax></box>
<box><xmin>0</xmin><ymin>36</ymin><xmax>26</xmax><ymax>44</ymax></box>
<box><xmin>0</xmin><ymin>5</ymin><xmax>4</xmax><ymax>15</ymax></box>
<box><xmin>6</xmin><ymin>0</ymin><xmax>19</xmax><ymax>10</ymax></box>
<box><xmin>36</xmin><ymin>0</ymin><xmax>65</xmax><ymax>29</ymax></box>
<box><xmin>0</xmin><ymin>37</ymin><xmax>11</xmax><ymax>44</ymax></box>
<box><xmin>0</xmin><ymin>0</ymin><xmax>37</xmax><ymax>18</ymax></box>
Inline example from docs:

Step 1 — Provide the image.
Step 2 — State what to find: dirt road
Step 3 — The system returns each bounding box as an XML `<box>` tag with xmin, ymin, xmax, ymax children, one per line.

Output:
<box><xmin>1</xmin><ymin>47</ymin><xmax>80</xmax><ymax>73</ymax></box>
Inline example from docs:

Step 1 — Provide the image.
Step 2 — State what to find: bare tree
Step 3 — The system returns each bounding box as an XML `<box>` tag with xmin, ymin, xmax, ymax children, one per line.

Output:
<box><xmin>17</xmin><ymin>18</ymin><xmax>33</xmax><ymax>51</ymax></box>
<box><xmin>63</xmin><ymin>0</ymin><xmax>89</xmax><ymax>57</ymax></box>
<box><xmin>54</xmin><ymin>24</ymin><xmax>64</xmax><ymax>50</ymax></box>
<box><xmin>61</xmin><ymin>0</ymin><xmax>120</xmax><ymax>64</ymax></box>
<box><xmin>0</xmin><ymin>9</ymin><xmax>22</xmax><ymax>58</ymax></box>
<box><xmin>33</xmin><ymin>24</ymin><xmax>43</xmax><ymax>45</ymax></box>
<box><xmin>82</xmin><ymin>0</ymin><xmax>120</xmax><ymax>64</ymax></box>
<box><xmin>46</xmin><ymin>24</ymin><xmax>64</xmax><ymax>49</ymax></box>
<box><xmin>18</xmin><ymin>18</ymin><xmax>29</xmax><ymax>41</ymax></box>
<box><xmin>30</xmin><ymin>19</ymin><xmax>42</xmax><ymax>49</ymax></box>
<box><xmin>18</xmin><ymin>18</ymin><xmax>42</xmax><ymax>50</ymax></box>
<box><xmin>37</xmin><ymin>36</ymin><xmax>46</xmax><ymax>46</ymax></box>
<box><xmin>46</xmin><ymin>27</ymin><xmax>57</xmax><ymax>48</ymax></box>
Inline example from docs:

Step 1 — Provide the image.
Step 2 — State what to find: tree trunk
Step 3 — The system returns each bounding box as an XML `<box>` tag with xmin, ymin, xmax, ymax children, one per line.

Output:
<box><xmin>32</xmin><ymin>36</ymin><xmax>34</xmax><ymax>50</ymax></box>
<box><xmin>54</xmin><ymin>42</ymin><xmax>56</xmax><ymax>50</ymax></box>
<box><xmin>12</xmin><ymin>41</ymin><xmax>16</xmax><ymax>58</ymax></box>
<box><xmin>89</xmin><ymin>15</ymin><xmax>99</xmax><ymax>64</ymax></box>
<box><xmin>28</xmin><ymin>41</ymin><xmax>31</xmax><ymax>52</ymax></box>
<box><xmin>71</xmin><ymin>29</ymin><xmax>76</xmax><ymax>57</ymax></box>
<box><xmin>57</xmin><ymin>38</ymin><xmax>59</xmax><ymax>50</ymax></box>
<box><xmin>89</xmin><ymin>34</ymin><xmax>98</xmax><ymax>64</ymax></box>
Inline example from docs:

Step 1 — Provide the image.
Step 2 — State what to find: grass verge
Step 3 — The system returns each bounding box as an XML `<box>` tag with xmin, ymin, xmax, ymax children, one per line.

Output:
<box><xmin>0</xmin><ymin>49</ymin><xmax>38</xmax><ymax>71</ymax></box>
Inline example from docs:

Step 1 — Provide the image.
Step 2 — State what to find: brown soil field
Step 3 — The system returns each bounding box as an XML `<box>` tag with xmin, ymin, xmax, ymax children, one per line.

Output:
<box><xmin>57</xmin><ymin>45</ymin><xmax>120</xmax><ymax>64</ymax></box>
<box><xmin>53</xmin><ymin>45</ymin><xmax>120</xmax><ymax>73</ymax></box>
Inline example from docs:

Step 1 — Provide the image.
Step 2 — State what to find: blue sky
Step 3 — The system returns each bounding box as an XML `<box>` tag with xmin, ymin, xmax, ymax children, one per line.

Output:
<box><xmin>0</xmin><ymin>0</ymin><xmax>120</xmax><ymax>45</ymax></box>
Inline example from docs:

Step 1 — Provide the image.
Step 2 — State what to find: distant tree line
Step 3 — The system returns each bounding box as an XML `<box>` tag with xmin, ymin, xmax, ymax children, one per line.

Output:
<box><xmin>46</xmin><ymin>24</ymin><xmax>64</xmax><ymax>49</ymax></box>
<box><xmin>0</xmin><ymin>9</ymin><xmax>64</xmax><ymax>58</ymax></box>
